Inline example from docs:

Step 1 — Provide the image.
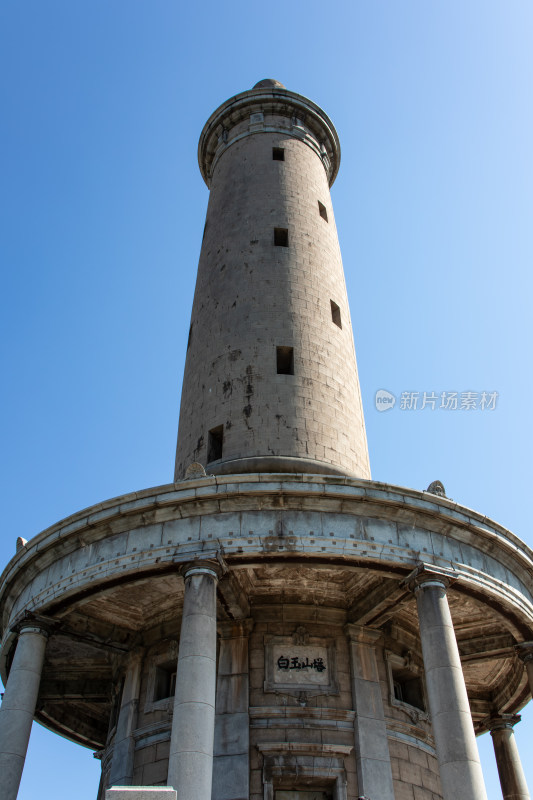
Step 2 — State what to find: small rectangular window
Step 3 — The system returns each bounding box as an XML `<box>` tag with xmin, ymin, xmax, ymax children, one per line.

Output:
<box><xmin>274</xmin><ymin>227</ymin><xmax>289</xmax><ymax>247</ymax></box>
<box><xmin>187</xmin><ymin>324</ymin><xmax>193</xmax><ymax>350</ymax></box>
<box><xmin>276</xmin><ymin>346</ymin><xmax>294</xmax><ymax>375</ymax></box>
<box><xmin>272</xmin><ymin>147</ymin><xmax>285</xmax><ymax>161</ymax></box>
<box><xmin>318</xmin><ymin>201</ymin><xmax>328</xmax><ymax>222</ymax></box>
<box><xmin>330</xmin><ymin>300</ymin><xmax>342</xmax><ymax>329</ymax></box>
<box><xmin>207</xmin><ymin>425</ymin><xmax>224</xmax><ymax>463</ymax></box>
<box><xmin>154</xmin><ymin>664</ymin><xmax>177</xmax><ymax>701</ymax></box>
<box><xmin>392</xmin><ymin>669</ymin><xmax>425</xmax><ymax>711</ymax></box>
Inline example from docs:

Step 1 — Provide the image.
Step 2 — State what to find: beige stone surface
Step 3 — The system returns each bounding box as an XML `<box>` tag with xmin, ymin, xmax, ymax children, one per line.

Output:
<box><xmin>345</xmin><ymin>624</ymin><xmax>395</xmax><ymax>798</ymax></box>
<box><xmin>174</xmin><ymin>84</ymin><xmax>370</xmax><ymax>481</ymax></box>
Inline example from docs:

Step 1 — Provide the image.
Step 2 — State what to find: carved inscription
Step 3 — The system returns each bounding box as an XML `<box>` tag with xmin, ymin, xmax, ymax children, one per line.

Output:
<box><xmin>272</xmin><ymin>645</ymin><xmax>329</xmax><ymax>686</ymax></box>
<box><xmin>277</xmin><ymin>655</ymin><xmax>326</xmax><ymax>672</ymax></box>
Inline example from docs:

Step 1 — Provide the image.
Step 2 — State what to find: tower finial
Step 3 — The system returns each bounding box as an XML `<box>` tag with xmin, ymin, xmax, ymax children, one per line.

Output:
<box><xmin>253</xmin><ymin>78</ymin><xmax>286</xmax><ymax>89</ymax></box>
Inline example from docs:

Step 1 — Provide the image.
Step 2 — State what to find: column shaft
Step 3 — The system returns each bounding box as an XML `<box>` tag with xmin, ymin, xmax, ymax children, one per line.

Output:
<box><xmin>212</xmin><ymin>620</ymin><xmax>252</xmax><ymax>800</ymax></box>
<box><xmin>345</xmin><ymin>624</ymin><xmax>395</xmax><ymax>800</ymax></box>
<box><xmin>0</xmin><ymin>626</ymin><xmax>48</xmax><ymax>800</ymax></box>
<box><xmin>108</xmin><ymin>649</ymin><xmax>144</xmax><ymax>786</ymax></box>
<box><xmin>414</xmin><ymin>578</ymin><xmax>488</xmax><ymax>800</ymax></box>
<box><xmin>167</xmin><ymin>565</ymin><xmax>219</xmax><ymax>798</ymax></box>
<box><xmin>490</xmin><ymin>719</ymin><xmax>530</xmax><ymax>800</ymax></box>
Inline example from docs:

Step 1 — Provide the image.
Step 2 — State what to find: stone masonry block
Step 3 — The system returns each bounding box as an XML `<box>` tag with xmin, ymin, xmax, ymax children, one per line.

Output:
<box><xmin>393</xmin><ymin>781</ymin><xmax>416</xmax><ymax>800</ymax></box>
<box><xmin>399</xmin><ymin>760</ymin><xmax>423</xmax><ymax>787</ymax></box>
<box><xmin>105</xmin><ymin>790</ymin><xmax>176</xmax><ymax>800</ymax></box>
<box><xmin>142</xmin><ymin>759</ymin><xmax>169</xmax><ymax>786</ymax></box>
<box><xmin>408</xmin><ymin>745</ymin><xmax>429</xmax><ymax>769</ymax></box>
<box><xmin>413</xmin><ymin>787</ymin><xmax>436</xmax><ymax>800</ymax></box>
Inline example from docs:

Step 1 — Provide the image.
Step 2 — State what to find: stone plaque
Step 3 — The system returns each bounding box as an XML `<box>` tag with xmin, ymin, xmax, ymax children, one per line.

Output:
<box><xmin>272</xmin><ymin>645</ymin><xmax>329</xmax><ymax>687</ymax></box>
<box><xmin>264</xmin><ymin>634</ymin><xmax>338</xmax><ymax>696</ymax></box>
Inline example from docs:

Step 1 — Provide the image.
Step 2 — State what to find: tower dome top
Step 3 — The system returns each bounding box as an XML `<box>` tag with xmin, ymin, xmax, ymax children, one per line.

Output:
<box><xmin>253</xmin><ymin>78</ymin><xmax>286</xmax><ymax>89</ymax></box>
<box><xmin>198</xmin><ymin>83</ymin><xmax>341</xmax><ymax>187</ymax></box>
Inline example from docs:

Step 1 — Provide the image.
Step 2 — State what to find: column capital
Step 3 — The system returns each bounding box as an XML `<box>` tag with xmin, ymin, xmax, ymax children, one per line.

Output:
<box><xmin>10</xmin><ymin>611</ymin><xmax>56</xmax><ymax>638</ymax></box>
<box><xmin>344</xmin><ymin>623</ymin><xmax>382</xmax><ymax>646</ymax></box>
<box><xmin>488</xmin><ymin>713</ymin><xmax>521</xmax><ymax>733</ymax></box>
<box><xmin>403</xmin><ymin>562</ymin><xmax>458</xmax><ymax>594</ymax></box>
<box><xmin>218</xmin><ymin>618</ymin><xmax>254</xmax><ymax>639</ymax></box>
<box><xmin>515</xmin><ymin>641</ymin><xmax>533</xmax><ymax>664</ymax></box>
<box><xmin>181</xmin><ymin>559</ymin><xmax>223</xmax><ymax>581</ymax></box>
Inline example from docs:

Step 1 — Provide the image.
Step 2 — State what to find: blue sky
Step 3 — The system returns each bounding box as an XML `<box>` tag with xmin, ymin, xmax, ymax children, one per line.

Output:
<box><xmin>1</xmin><ymin>2</ymin><xmax>532</xmax><ymax>798</ymax></box>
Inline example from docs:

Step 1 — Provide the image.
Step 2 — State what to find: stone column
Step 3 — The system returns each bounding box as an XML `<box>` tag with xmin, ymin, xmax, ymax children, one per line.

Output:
<box><xmin>0</xmin><ymin>623</ymin><xmax>49</xmax><ymax>800</ymax></box>
<box><xmin>489</xmin><ymin>715</ymin><xmax>530</xmax><ymax>800</ymax></box>
<box><xmin>407</xmin><ymin>566</ymin><xmax>488</xmax><ymax>800</ymax></box>
<box><xmin>212</xmin><ymin>619</ymin><xmax>253</xmax><ymax>800</ymax></box>
<box><xmin>515</xmin><ymin>643</ymin><xmax>533</xmax><ymax>698</ymax></box>
<box><xmin>344</xmin><ymin>624</ymin><xmax>395</xmax><ymax>800</ymax></box>
<box><xmin>108</xmin><ymin>648</ymin><xmax>144</xmax><ymax>787</ymax></box>
<box><xmin>167</xmin><ymin>562</ymin><xmax>220</xmax><ymax>798</ymax></box>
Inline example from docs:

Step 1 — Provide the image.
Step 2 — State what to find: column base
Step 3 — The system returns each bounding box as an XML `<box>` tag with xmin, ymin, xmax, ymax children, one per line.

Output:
<box><xmin>105</xmin><ymin>790</ymin><xmax>177</xmax><ymax>800</ymax></box>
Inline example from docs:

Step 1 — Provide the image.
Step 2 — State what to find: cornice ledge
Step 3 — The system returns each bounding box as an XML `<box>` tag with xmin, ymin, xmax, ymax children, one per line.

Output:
<box><xmin>257</xmin><ymin>741</ymin><xmax>353</xmax><ymax>757</ymax></box>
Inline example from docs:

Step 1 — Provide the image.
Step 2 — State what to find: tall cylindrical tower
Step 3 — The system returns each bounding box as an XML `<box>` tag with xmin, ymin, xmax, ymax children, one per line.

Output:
<box><xmin>1</xmin><ymin>79</ymin><xmax>532</xmax><ymax>800</ymax></box>
<box><xmin>174</xmin><ymin>79</ymin><xmax>371</xmax><ymax>480</ymax></box>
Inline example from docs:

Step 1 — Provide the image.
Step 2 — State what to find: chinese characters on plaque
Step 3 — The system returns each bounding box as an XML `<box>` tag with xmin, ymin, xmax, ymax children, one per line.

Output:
<box><xmin>277</xmin><ymin>655</ymin><xmax>326</xmax><ymax>672</ymax></box>
<box><xmin>271</xmin><ymin>645</ymin><xmax>330</xmax><ymax>687</ymax></box>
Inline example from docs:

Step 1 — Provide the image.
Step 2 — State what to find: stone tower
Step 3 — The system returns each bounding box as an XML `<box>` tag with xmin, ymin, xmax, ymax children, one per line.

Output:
<box><xmin>175</xmin><ymin>78</ymin><xmax>370</xmax><ymax>481</ymax></box>
<box><xmin>1</xmin><ymin>81</ymin><xmax>533</xmax><ymax>800</ymax></box>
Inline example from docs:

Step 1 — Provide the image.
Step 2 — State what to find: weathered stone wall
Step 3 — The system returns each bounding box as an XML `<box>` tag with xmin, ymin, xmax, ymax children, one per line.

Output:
<box><xmin>98</xmin><ymin>603</ymin><xmax>443</xmax><ymax>799</ymax></box>
<box><xmin>131</xmin><ymin>738</ymin><xmax>169</xmax><ymax>787</ymax></box>
<box><xmin>248</xmin><ymin>605</ymin><xmax>357</xmax><ymax>799</ymax></box>
<box><xmin>390</xmin><ymin>739</ymin><xmax>442</xmax><ymax>799</ymax></box>
<box><xmin>130</xmin><ymin>640</ymin><xmax>176</xmax><ymax>787</ymax></box>
<box><xmin>174</xmin><ymin>102</ymin><xmax>370</xmax><ymax>480</ymax></box>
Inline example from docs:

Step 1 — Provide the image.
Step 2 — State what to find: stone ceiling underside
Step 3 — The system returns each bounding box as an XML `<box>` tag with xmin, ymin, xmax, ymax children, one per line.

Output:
<box><xmin>28</xmin><ymin>560</ymin><xmax>530</xmax><ymax>747</ymax></box>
